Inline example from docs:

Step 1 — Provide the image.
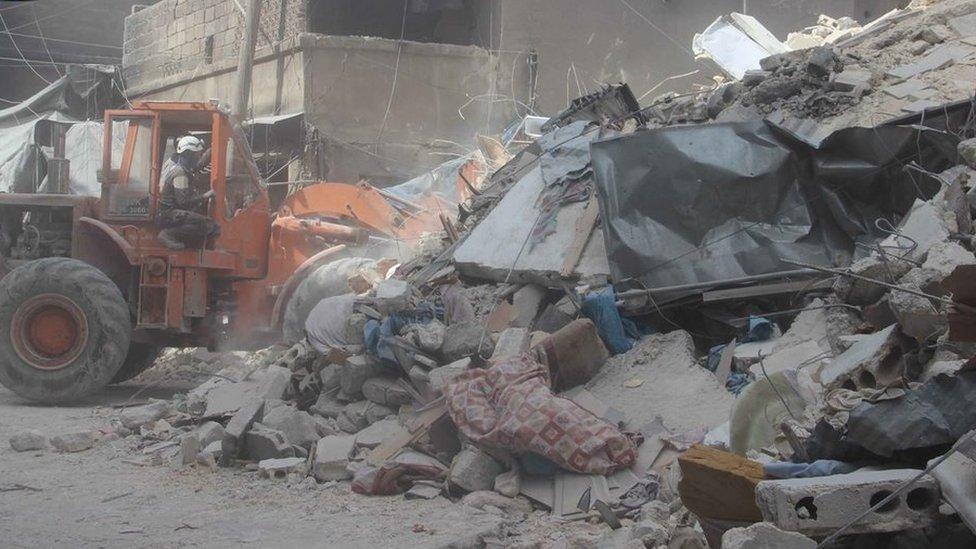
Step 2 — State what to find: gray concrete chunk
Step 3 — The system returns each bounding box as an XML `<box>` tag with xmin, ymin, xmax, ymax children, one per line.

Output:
<box><xmin>312</xmin><ymin>435</ymin><xmax>355</xmax><ymax>481</ymax></box>
<box><xmin>9</xmin><ymin>429</ymin><xmax>48</xmax><ymax>452</ymax></box>
<box><xmin>756</xmin><ymin>469</ymin><xmax>940</xmax><ymax>536</ymax></box>
<box><xmin>244</xmin><ymin>426</ymin><xmax>295</xmax><ymax>461</ymax></box>
<box><xmin>120</xmin><ymin>401</ymin><xmax>170</xmax><ymax>430</ymax></box>
<box><xmin>721</xmin><ymin>522</ymin><xmax>815</xmax><ymax>549</ymax></box>
<box><xmin>449</xmin><ymin>447</ymin><xmax>503</xmax><ymax>493</ymax></box>
<box><xmin>261</xmin><ymin>405</ymin><xmax>322</xmax><ymax>449</ymax></box>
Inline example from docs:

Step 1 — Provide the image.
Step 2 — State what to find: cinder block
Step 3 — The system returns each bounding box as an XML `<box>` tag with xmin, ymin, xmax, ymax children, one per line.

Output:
<box><xmin>756</xmin><ymin>469</ymin><xmax>940</xmax><ymax>536</ymax></box>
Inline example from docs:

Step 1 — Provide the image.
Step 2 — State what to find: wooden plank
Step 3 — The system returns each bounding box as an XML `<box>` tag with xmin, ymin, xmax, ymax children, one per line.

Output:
<box><xmin>714</xmin><ymin>339</ymin><xmax>737</xmax><ymax>385</ymax></box>
<box><xmin>366</xmin><ymin>402</ymin><xmax>447</xmax><ymax>466</ymax></box>
<box><xmin>560</xmin><ymin>195</ymin><xmax>600</xmax><ymax>277</ymax></box>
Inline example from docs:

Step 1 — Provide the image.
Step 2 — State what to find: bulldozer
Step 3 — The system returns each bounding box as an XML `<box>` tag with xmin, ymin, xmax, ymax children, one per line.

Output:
<box><xmin>0</xmin><ymin>101</ymin><xmax>474</xmax><ymax>403</ymax></box>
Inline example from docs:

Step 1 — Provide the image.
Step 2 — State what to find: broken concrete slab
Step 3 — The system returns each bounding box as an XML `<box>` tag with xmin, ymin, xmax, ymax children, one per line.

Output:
<box><xmin>829</xmin><ymin>69</ymin><xmax>872</xmax><ymax>92</ymax></box>
<box><xmin>818</xmin><ymin>325</ymin><xmax>901</xmax><ymax>389</ymax></box>
<box><xmin>512</xmin><ymin>284</ymin><xmax>547</xmax><ymax>328</ymax></box>
<box><xmin>756</xmin><ymin>469</ymin><xmax>940</xmax><ymax>536</ymax></box>
<box><xmin>677</xmin><ymin>445</ymin><xmax>764</xmax><ymax>522</ymax></box>
<box><xmin>923</xmin><ymin>241</ymin><xmax>976</xmax><ymax>278</ymax></box>
<box><xmin>449</xmin><ymin>446</ymin><xmax>504</xmax><ymax>493</ymax></box>
<box><xmin>202</xmin><ymin>365</ymin><xmax>292</xmax><ymax>416</ymax></box>
<box><xmin>886</xmin><ymin>44</ymin><xmax>963</xmax><ymax>80</ymax></box>
<box><xmin>373</xmin><ymin>279</ymin><xmax>412</xmax><ymax>314</ymax></box>
<box><xmin>361</xmin><ymin>376</ymin><xmax>412</xmax><ymax>407</ymax></box>
<box><xmin>721</xmin><ymin>522</ymin><xmax>816</xmax><ymax>549</ymax></box>
<box><xmin>193</xmin><ymin>421</ymin><xmax>225</xmax><ymax>448</ymax></box>
<box><xmin>312</xmin><ymin>435</ymin><xmax>355</xmax><ymax>481</ymax></box>
<box><xmin>441</xmin><ymin>321</ymin><xmax>492</xmax><ymax>362</ymax></box>
<box><xmin>120</xmin><ymin>401</ymin><xmax>170</xmax><ymax>430</ymax></box>
<box><xmin>244</xmin><ymin>426</ymin><xmax>296</xmax><ymax>461</ymax></box>
<box><xmin>747</xmin><ymin>339</ymin><xmax>827</xmax><ymax>378</ymax></box>
<box><xmin>220</xmin><ymin>398</ymin><xmax>265</xmax><ymax>466</ymax></box>
<box><xmin>261</xmin><ymin>405</ymin><xmax>322</xmax><ymax>449</ymax></box>
<box><xmin>50</xmin><ymin>432</ymin><xmax>97</xmax><ymax>453</ymax></box>
<box><xmin>834</xmin><ymin>254</ymin><xmax>912</xmax><ymax>305</ymax></box>
<box><xmin>258</xmin><ymin>457</ymin><xmax>307</xmax><ymax>479</ymax></box>
<box><xmin>9</xmin><ymin>429</ymin><xmax>48</xmax><ymax>452</ymax></box>
<box><xmin>880</xmin><ymin>199</ymin><xmax>952</xmax><ymax>264</ymax></box>
<box><xmin>429</xmin><ymin>358</ymin><xmax>471</xmax><ymax>392</ymax></box>
<box><xmin>883</xmin><ymin>78</ymin><xmax>931</xmax><ymax>99</ymax></box>
<box><xmin>586</xmin><ymin>330</ymin><xmax>734</xmax><ymax>432</ymax></box>
<box><xmin>453</xmin><ymin>160</ymin><xmax>610</xmax><ymax>287</ymax></box>
<box><xmin>340</xmin><ymin>355</ymin><xmax>383</xmax><ymax>398</ymax></box>
<box><xmin>949</xmin><ymin>12</ymin><xmax>976</xmax><ymax>38</ymax></box>
<box><xmin>929</xmin><ymin>448</ymin><xmax>976</xmax><ymax>535</ymax></box>
<box><xmin>490</xmin><ymin>327</ymin><xmax>529</xmax><ymax>361</ymax></box>
<box><xmin>337</xmin><ymin>400</ymin><xmax>373</xmax><ymax>433</ymax></box>
<box><xmin>354</xmin><ymin>417</ymin><xmax>401</xmax><ymax>449</ymax></box>
<box><xmin>959</xmin><ymin>138</ymin><xmax>976</xmax><ymax>169</ymax></box>
<box><xmin>890</xmin><ymin>269</ymin><xmax>946</xmax><ymax>342</ymax></box>
<box><xmin>309</xmin><ymin>392</ymin><xmax>345</xmax><ymax>419</ymax></box>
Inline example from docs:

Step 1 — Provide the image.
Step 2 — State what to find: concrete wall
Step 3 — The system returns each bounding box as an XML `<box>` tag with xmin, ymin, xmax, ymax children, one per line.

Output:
<box><xmin>130</xmin><ymin>38</ymin><xmax>305</xmax><ymax>118</ymax></box>
<box><xmin>301</xmin><ymin>34</ymin><xmax>516</xmax><ymax>184</ymax></box>
<box><xmin>122</xmin><ymin>0</ymin><xmax>305</xmax><ymax>96</ymax></box>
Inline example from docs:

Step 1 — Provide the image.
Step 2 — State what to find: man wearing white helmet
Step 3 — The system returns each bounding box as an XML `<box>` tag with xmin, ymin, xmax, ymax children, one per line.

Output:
<box><xmin>157</xmin><ymin>135</ymin><xmax>220</xmax><ymax>249</ymax></box>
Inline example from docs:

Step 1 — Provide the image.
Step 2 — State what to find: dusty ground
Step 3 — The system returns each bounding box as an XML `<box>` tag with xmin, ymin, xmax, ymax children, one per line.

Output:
<box><xmin>0</xmin><ymin>380</ymin><xmax>529</xmax><ymax>549</ymax></box>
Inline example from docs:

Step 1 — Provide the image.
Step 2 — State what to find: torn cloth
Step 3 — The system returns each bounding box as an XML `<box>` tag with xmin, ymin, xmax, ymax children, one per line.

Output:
<box><xmin>444</xmin><ymin>354</ymin><xmax>636</xmax><ymax>475</ymax></box>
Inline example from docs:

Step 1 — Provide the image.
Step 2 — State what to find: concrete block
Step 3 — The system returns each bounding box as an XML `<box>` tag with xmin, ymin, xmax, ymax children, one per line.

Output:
<box><xmin>361</xmin><ymin>376</ymin><xmax>412</xmax><ymax>407</ymax></box>
<box><xmin>50</xmin><ymin>432</ymin><xmax>97</xmax><ymax>453</ymax></box>
<box><xmin>354</xmin><ymin>417</ymin><xmax>401</xmax><ymax>449</ymax></box>
<box><xmin>442</xmin><ymin>321</ymin><xmax>492</xmax><ymax>361</ymax></box>
<box><xmin>829</xmin><ymin>69</ymin><xmax>873</xmax><ymax>92</ymax></box>
<box><xmin>244</xmin><ymin>426</ymin><xmax>295</xmax><ymax>461</ymax></box>
<box><xmin>411</xmin><ymin>320</ymin><xmax>445</xmax><ymax>353</ymax></box>
<box><xmin>318</xmin><ymin>362</ymin><xmax>342</xmax><ymax>392</ymax></box>
<box><xmin>193</xmin><ymin>421</ymin><xmax>225</xmax><ymax>448</ymax></box>
<box><xmin>340</xmin><ymin>355</ymin><xmax>382</xmax><ymax>397</ymax></box>
<box><xmin>120</xmin><ymin>401</ymin><xmax>170</xmax><ymax>429</ymax></box>
<box><xmin>179</xmin><ymin>433</ymin><xmax>200</xmax><ymax>466</ymax></box>
<box><xmin>364</xmin><ymin>403</ymin><xmax>395</xmax><ymax>424</ymax></box>
<box><xmin>756</xmin><ymin>469</ymin><xmax>940</xmax><ymax>536</ymax></box>
<box><xmin>337</xmin><ymin>400</ymin><xmax>371</xmax><ymax>433</ymax></box>
<box><xmin>312</xmin><ymin>435</ymin><xmax>355</xmax><ymax>481</ymax></box>
<box><xmin>429</xmin><ymin>357</ymin><xmax>470</xmax><ymax>392</ymax></box>
<box><xmin>818</xmin><ymin>325</ymin><xmax>900</xmax><ymax>389</ymax></box>
<box><xmin>512</xmin><ymin>284</ymin><xmax>547</xmax><ymax>328</ymax></box>
<box><xmin>833</xmin><ymin>254</ymin><xmax>911</xmax><ymax>305</ymax></box>
<box><xmin>490</xmin><ymin>328</ymin><xmax>529</xmax><ymax>361</ymax></box>
<box><xmin>929</xmin><ymin>450</ymin><xmax>976</xmax><ymax>535</ymax></box>
<box><xmin>962</xmin><ymin>138</ymin><xmax>976</xmax><ymax>169</ymax></box>
<box><xmin>449</xmin><ymin>447</ymin><xmax>503</xmax><ymax>493</ymax></box>
<box><xmin>261</xmin><ymin>405</ymin><xmax>322</xmax><ymax>448</ymax></box>
<box><xmin>258</xmin><ymin>457</ymin><xmax>307</xmax><ymax>479</ymax></box>
<box><xmin>309</xmin><ymin>392</ymin><xmax>345</xmax><ymax>419</ymax></box>
<box><xmin>9</xmin><ymin>430</ymin><xmax>48</xmax><ymax>452</ymax></box>
<box><xmin>721</xmin><ymin>522</ymin><xmax>815</xmax><ymax>549</ymax></box>
<box><xmin>220</xmin><ymin>398</ymin><xmax>264</xmax><ymax>466</ymax></box>
<box><xmin>374</xmin><ymin>279</ymin><xmax>412</xmax><ymax>313</ymax></box>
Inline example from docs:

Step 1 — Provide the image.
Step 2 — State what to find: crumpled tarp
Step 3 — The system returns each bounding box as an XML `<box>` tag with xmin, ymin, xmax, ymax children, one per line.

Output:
<box><xmin>591</xmin><ymin>106</ymin><xmax>966</xmax><ymax>290</ymax></box>
<box><xmin>444</xmin><ymin>353</ymin><xmax>636</xmax><ymax>475</ymax></box>
<box><xmin>0</xmin><ymin>65</ymin><xmax>121</xmax><ymax>195</ymax></box>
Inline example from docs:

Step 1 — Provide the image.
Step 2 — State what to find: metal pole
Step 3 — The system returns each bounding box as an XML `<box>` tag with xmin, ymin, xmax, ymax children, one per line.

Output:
<box><xmin>615</xmin><ymin>269</ymin><xmax>820</xmax><ymax>299</ymax></box>
<box><xmin>233</xmin><ymin>0</ymin><xmax>262</xmax><ymax>118</ymax></box>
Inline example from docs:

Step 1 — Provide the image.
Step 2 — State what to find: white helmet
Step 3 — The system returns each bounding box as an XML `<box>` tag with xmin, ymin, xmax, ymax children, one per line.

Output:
<box><xmin>176</xmin><ymin>135</ymin><xmax>204</xmax><ymax>154</ymax></box>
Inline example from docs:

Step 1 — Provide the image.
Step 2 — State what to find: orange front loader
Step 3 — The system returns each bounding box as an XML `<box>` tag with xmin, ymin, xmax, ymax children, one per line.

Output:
<box><xmin>0</xmin><ymin>101</ymin><xmax>471</xmax><ymax>403</ymax></box>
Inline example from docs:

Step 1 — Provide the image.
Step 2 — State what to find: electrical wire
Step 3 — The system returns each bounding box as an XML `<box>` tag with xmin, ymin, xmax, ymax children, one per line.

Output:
<box><xmin>375</xmin><ymin>0</ymin><xmax>410</xmax><ymax>147</ymax></box>
<box><xmin>0</xmin><ymin>29</ymin><xmax>121</xmax><ymax>50</ymax></box>
<box><xmin>31</xmin><ymin>5</ymin><xmax>61</xmax><ymax>79</ymax></box>
<box><xmin>617</xmin><ymin>0</ymin><xmax>694</xmax><ymax>56</ymax></box>
<box><xmin>0</xmin><ymin>10</ymin><xmax>52</xmax><ymax>85</ymax></box>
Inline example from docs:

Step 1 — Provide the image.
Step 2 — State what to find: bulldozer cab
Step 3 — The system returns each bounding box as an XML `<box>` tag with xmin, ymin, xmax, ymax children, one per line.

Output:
<box><xmin>100</xmin><ymin>102</ymin><xmax>269</xmax><ymax>243</ymax></box>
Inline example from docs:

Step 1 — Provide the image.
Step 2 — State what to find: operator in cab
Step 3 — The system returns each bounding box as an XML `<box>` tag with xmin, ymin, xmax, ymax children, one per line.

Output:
<box><xmin>157</xmin><ymin>135</ymin><xmax>221</xmax><ymax>250</ymax></box>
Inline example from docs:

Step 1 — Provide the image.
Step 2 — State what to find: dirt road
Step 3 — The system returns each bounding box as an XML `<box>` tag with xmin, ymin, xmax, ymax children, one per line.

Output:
<box><xmin>0</xmin><ymin>382</ymin><xmax>523</xmax><ymax>549</ymax></box>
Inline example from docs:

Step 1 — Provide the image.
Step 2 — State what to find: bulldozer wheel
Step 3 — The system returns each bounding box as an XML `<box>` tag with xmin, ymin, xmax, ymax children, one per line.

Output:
<box><xmin>110</xmin><ymin>343</ymin><xmax>161</xmax><ymax>384</ymax></box>
<box><xmin>0</xmin><ymin>258</ymin><xmax>131</xmax><ymax>403</ymax></box>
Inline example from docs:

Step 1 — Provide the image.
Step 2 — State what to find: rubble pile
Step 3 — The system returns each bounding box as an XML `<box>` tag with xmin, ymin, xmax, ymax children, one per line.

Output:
<box><xmin>12</xmin><ymin>1</ymin><xmax>976</xmax><ymax>547</ymax></box>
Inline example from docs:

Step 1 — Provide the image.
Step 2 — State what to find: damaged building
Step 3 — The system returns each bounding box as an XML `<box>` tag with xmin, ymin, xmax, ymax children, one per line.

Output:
<box><xmin>120</xmin><ymin>0</ymin><xmax>906</xmax><ymax>185</ymax></box>
<box><xmin>9</xmin><ymin>0</ymin><xmax>976</xmax><ymax>548</ymax></box>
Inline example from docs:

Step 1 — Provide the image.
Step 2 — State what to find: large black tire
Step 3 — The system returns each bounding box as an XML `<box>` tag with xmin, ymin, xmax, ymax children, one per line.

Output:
<box><xmin>110</xmin><ymin>343</ymin><xmax>161</xmax><ymax>384</ymax></box>
<box><xmin>0</xmin><ymin>258</ymin><xmax>131</xmax><ymax>403</ymax></box>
